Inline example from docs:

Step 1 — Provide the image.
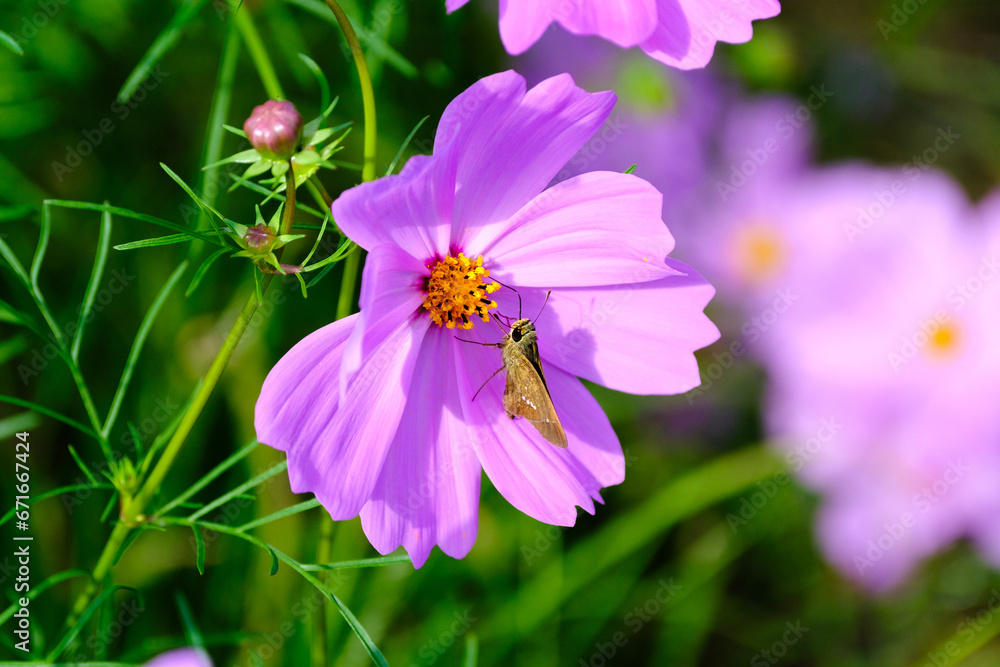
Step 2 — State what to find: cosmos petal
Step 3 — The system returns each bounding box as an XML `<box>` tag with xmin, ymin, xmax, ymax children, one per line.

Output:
<box><xmin>482</xmin><ymin>171</ymin><xmax>680</xmax><ymax>287</ymax></box>
<box><xmin>498</xmin><ymin>0</ymin><xmax>658</xmax><ymax>53</ymax></box>
<box><xmin>360</xmin><ymin>329</ymin><xmax>482</xmax><ymax>568</ymax></box>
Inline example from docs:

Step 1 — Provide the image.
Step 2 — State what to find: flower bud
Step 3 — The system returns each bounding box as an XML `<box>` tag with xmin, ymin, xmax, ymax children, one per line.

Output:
<box><xmin>244</xmin><ymin>223</ymin><xmax>276</xmax><ymax>252</ymax></box>
<box><xmin>243</xmin><ymin>100</ymin><xmax>303</xmax><ymax>161</ymax></box>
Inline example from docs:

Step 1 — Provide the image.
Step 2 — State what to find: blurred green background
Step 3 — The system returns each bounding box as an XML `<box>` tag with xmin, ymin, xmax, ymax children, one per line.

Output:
<box><xmin>2</xmin><ymin>0</ymin><xmax>1000</xmax><ymax>665</ymax></box>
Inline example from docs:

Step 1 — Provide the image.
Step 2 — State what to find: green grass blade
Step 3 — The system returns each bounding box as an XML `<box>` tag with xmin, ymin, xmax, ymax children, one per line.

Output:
<box><xmin>0</xmin><ymin>483</ymin><xmax>113</xmax><ymax>525</ymax></box>
<box><xmin>185</xmin><ymin>247</ymin><xmax>228</xmax><ymax>297</ymax></box>
<box><xmin>187</xmin><ymin>460</ymin><xmax>288</xmax><ymax>521</ymax></box>
<box><xmin>29</xmin><ymin>201</ymin><xmax>52</xmax><ymax>288</ymax></box>
<box><xmin>0</xmin><ymin>230</ymin><xmax>30</xmax><ymax>286</ymax></box>
<box><xmin>192</xmin><ymin>526</ymin><xmax>206</xmax><ymax>574</ymax></box>
<box><xmin>386</xmin><ymin>116</ymin><xmax>429</xmax><ymax>176</ymax></box>
<box><xmin>117</xmin><ymin>0</ymin><xmax>212</xmax><ymax>102</ymax></box>
<box><xmin>46</xmin><ymin>586</ymin><xmax>141</xmax><ymax>661</ymax></box>
<box><xmin>0</xmin><ymin>30</ymin><xmax>24</xmax><ymax>56</ymax></box>
<box><xmin>0</xmin><ymin>570</ymin><xmax>89</xmax><ymax>626</ymax></box>
<box><xmin>101</xmin><ymin>261</ymin><xmax>188</xmax><ymax>439</ymax></box>
<box><xmin>71</xmin><ymin>204</ymin><xmax>112</xmax><ymax>361</ymax></box>
<box><xmin>160</xmin><ymin>164</ymin><xmax>228</xmax><ymax>240</ymax></box>
<box><xmin>481</xmin><ymin>446</ymin><xmax>782</xmax><ymax>641</ymax></box>
<box><xmin>176</xmin><ymin>594</ymin><xmax>206</xmax><ymax>648</ymax></box>
<box><xmin>158</xmin><ymin>440</ymin><xmax>260</xmax><ymax>516</ymax></box>
<box><xmin>301</xmin><ymin>554</ymin><xmax>412</xmax><ymax>571</ymax></box>
<box><xmin>114</xmin><ymin>233</ymin><xmax>197</xmax><ymax>251</ymax></box>
<box><xmin>238</xmin><ymin>499</ymin><xmax>322</xmax><ymax>531</ymax></box>
<box><xmin>0</xmin><ymin>394</ymin><xmax>99</xmax><ymax>440</ymax></box>
<box><xmin>45</xmin><ymin>200</ymin><xmax>224</xmax><ymax>245</ymax></box>
<box><xmin>284</xmin><ymin>0</ymin><xmax>417</xmax><ymax>79</ymax></box>
<box><xmin>298</xmin><ymin>53</ymin><xmax>331</xmax><ymax>113</ymax></box>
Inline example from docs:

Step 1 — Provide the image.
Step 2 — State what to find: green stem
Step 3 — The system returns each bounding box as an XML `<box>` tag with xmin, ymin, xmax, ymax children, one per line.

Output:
<box><xmin>313</xmin><ymin>4</ymin><xmax>377</xmax><ymax>665</ymax></box>
<box><xmin>233</xmin><ymin>3</ymin><xmax>285</xmax><ymax>100</ymax></box>
<box><xmin>322</xmin><ymin>0</ymin><xmax>377</xmax><ymax>182</ymax></box>
<box><xmin>64</xmin><ymin>168</ymin><xmax>299</xmax><ymax>643</ymax></box>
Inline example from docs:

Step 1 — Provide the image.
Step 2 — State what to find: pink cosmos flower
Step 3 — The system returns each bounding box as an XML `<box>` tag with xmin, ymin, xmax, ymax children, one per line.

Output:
<box><xmin>255</xmin><ymin>71</ymin><xmax>719</xmax><ymax>567</ymax></box>
<box><xmin>756</xmin><ymin>165</ymin><xmax>1000</xmax><ymax>590</ymax></box>
<box><xmin>448</xmin><ymin>0</ymin><xmax>781</xmax><ymax>70</ymax></box>
<box><xmin>143</xmin><ymin>648</ymin><xmax>213</xmax><ymax>667</ymax></box>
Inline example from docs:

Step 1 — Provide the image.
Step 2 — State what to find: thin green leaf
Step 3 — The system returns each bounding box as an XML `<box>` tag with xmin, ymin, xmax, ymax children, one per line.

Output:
<box><xmin>111</xmin><ymin>528</ymin><xmax>142</xmax><ymax>566</ymax></box>
<box><xmin>187</xmin><ymin>460</ymin><xmax>288</xmax><ymax>521</ymax></box>
<box><xmin>223</xmin><ymin>123</ymin><xmax>247</xmax><ymax>138</ymax></box>
<box><xmin>67</xmin><ymin>445</ymin><xmax>99</xmax><ymax>485</ymax></box>
<box><xmin>0</xmin><ymin>204</ymin><xmax>34</xmax><ymax>221</ymax></box>
<box><xmin>0</xmin><ymin>299</ymin><xmax>28</xmax><ymax>325</ymax></box>
<box><xmin>0</xmin><ymin>483</ymin><xmax>113</xmax><ymax>525</ymax></box>
<box><xmin>299</xmin><ymin>214</ymin><xmax>330</xmax><ymax>268</ymax></box>
<box><xmin>193</xmin><ymin>526</ymin><xmax>206</xmax><ymax>574</ymax></box>
<box><xmin>463</xmin><ymin>634</ymin><xmax>479</xmax><ymax>667</ymax></box>
<box><xmin>268</xmin><ymin>547</ymin><xmax>280</xmax><ymax>575</ymax></box>
<box><xmin>99</xmin><ymin>489</ymin><xmax>120</xmax><ymax>523</ymax></box>
<box><xmin>238</xmin><ymin>499</ymin><xmax>321</xmax><ymax>532</ymax></box>
<box><xmin>284</xmin><ymin>0</ymin><xmax>417</xmax><ymax>79</ymax></box>
<box><xmin>298</xmin><ymin>53</ymin><xmax>330</xmax><ymax>113</ymax></box>
<box><xmin>301</xmin><ymin>554</ymin><xmax>412</xmax><ymax>571</ymax></box>
<box><xmin>158</xmin><ymin>440</ymin><xmax>261</xmax><ymax>516</ymax></box>
<box><xmin>71</xmin><ymin>205</ymin><xmax>112</xmax><ymax>361</ymax></box>
<box><xmin>303</xmin><ymin>238</ymin><xmax>354</xmax><ymax>275</ymax></box>
<box><xmin>0</xmin><ymin>570</ymin><xmax>90</xmax><ymax>626</ymax></box>
<box><xmin>29</xmin><ymin>197</ymin><xmax>52</xmax><ymax>289</ymax></box>
<box><xmin>114</xmin><ymin>233</ymin><xmax>197</xmax><ymax>251</ymax></box>
<box><xmin>185</xmin><ymin>247</ymin><xmax>228</xmax><ymax>297</ymax></box>
<box><xmin>46</xmin><ymin>586</ymin><xmax>141</xmax><ymax>661</ymax></box>
<box><xmin>127</xmin><ymin>421</ymin><xmax>145</xmax><ymax>462</ymax></box>
<box><xmin>117</xmin><ymin>0</ymin><xmax>212</xmax><ymax>102</ymax></box>
<box><xmin>0</xmin><ymin>30</ymin><xmax>24</xmax><ymax>56</ymax></box>
<box><xmin>202</xmin><ymin>148</ymin><xmax>264</xmax><ymax>169</ymax></box>
<box><xmin>386</xmin><ymin>116</ymin><xmax>429</xmax><ymax>176</ymax></box>
<box><xmin>45</xmin><ymin>200</ymin><xmax>224</xmax><ymax>245</ymax></box>
<box><xmin>101</xmin><ymin>261</ymin><xmax>189</xmax><ymax>439</ymax></box>
<box><xmin>176</xmin><ymin>594</ymin><xmax>206</xmax><ymax>649</ymax></box>
<box><xmin>625</xmin><ymin>163</ymin><xmax>638</xmax><ymax>174</ymax></box>
<box><xmin>159</xmin><ymin>163</ymin><xmax>227</xmax><ymax>240</ymax></box>
<box><xmin>0</xmin><ymin>394</ymin><xmax>99</xmax><ymax>440</ymax></box>
<box><xmin>0</xmin><ymin>228</ymin><xmax>30</xmax><ymax>286</ymax></box>
<box><xmin>0</xmin><ymin>411</ymin><xmax>38</xmax><ymax>440</ymax></box>
<box><xmin>228</xmin><ymin>174</ymin><xmax>327</xmax><ymax>219</ymax></box>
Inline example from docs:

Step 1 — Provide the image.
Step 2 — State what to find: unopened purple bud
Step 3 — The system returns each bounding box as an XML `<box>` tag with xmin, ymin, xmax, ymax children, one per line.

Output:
<box><xmin>244</xmin><ymin>223</ymin><xmax>275</xmax><ymax>251</ymax></box>
<box><xmin>243</xmin><ymin>100</ymin><xmax>303</xmax><ymax>161</ymax></box>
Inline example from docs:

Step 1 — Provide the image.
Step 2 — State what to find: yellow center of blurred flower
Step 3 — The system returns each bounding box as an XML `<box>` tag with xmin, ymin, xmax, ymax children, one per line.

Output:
<box><xmin>734</xmin><ymin>223</ymin><xmax>785</xmax><ymax>284</ymax></box>
<box><xmin>928</xmin><ymin>321</ymin><xmax>960</xmax><ymax>357</ymax></box>
<box><xmin>422</xmin><ymin>253</ymin><xmax>500</xmax><ymax>330</ymax></box>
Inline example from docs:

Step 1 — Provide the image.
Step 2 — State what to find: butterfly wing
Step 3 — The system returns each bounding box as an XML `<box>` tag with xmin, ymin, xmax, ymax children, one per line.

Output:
<box><xmin>502</xmin><ymin>342</ymin><xmax>568</xmax><ymax>448</ymax></box>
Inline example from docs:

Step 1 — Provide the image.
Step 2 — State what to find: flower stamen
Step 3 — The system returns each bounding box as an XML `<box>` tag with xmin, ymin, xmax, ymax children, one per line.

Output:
<box><xmin>422</xmin><ymin>253</ymin><xmax>500</xmax><ymax>329</ymax></box>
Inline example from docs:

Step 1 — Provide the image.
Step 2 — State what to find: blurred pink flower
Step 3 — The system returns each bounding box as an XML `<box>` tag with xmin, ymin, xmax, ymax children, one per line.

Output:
<box><xmin>255</xmin><ymin>71</ymin><xmax>719</xmax><ymax>567</ymax></box>
<box><xmin>754</xmin><ymin>164</ymin><xmax>1000</xmax><ymax>590</ymax></box>
<box><xmin>449</xmin><ymin>0</ymin><xmax>781</xmax><ymax>69</ymax></box>
<box><xmin>143</xmin><ymin>648</ymin><xmax>212</xmax><ymax>667</ymax></box>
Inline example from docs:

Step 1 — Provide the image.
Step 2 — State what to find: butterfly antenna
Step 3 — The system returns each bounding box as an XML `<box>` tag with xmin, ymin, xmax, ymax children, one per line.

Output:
<box><xmin>490</xmin><ymin>312</ymin><xmax>509</xmax><ymax>335</ymax></box>
<box><xmin>491</xmin><ymin>277</ymin><xmax>522</xmax><ymax>319</ymax></box>
<box><xmin>534</xmin><ymin>290</ymin><xmax>552</xmax><ymax>322</ymax></box>
<box><xmin>471</xmin><ymin>366</ymin><xmax>505</xmax><ymax>402</ymax></box>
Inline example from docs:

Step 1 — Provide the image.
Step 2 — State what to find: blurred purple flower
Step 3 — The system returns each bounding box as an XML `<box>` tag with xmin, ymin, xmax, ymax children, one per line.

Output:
<box><xmin>448</xmin><ymin>0</ymin><xmax>781</xmax><ymax>69</ymax></box>
<box><xmin>143</xmin><ymin>648</ymin><xmax>212</xmax><ymax>667</ymax></box>
<box><xmin>753</xmin><ymin>164</ymin><xmax>1000</xmax><ymax>590</ymax></box>
<box><xmin>255</xmin><ymin>71</ymin><xmax>719</xmax><ymax>567</ymax></box>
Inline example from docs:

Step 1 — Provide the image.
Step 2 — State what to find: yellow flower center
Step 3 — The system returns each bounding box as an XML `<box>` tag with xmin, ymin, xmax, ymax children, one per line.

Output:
<box><xmin>422</xmin><ymin>253</ymin><xmax>500</xmax><ymax>329</ymax></box>
<box><xmin>927</xmin><ymin>321</ymin><xmax>960</xmax><ymax>357</ymax></box>
<box><xmin>733</xmin><ymin>223</ymin><xmax>785</xmax><ymax>284</ymax></box>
